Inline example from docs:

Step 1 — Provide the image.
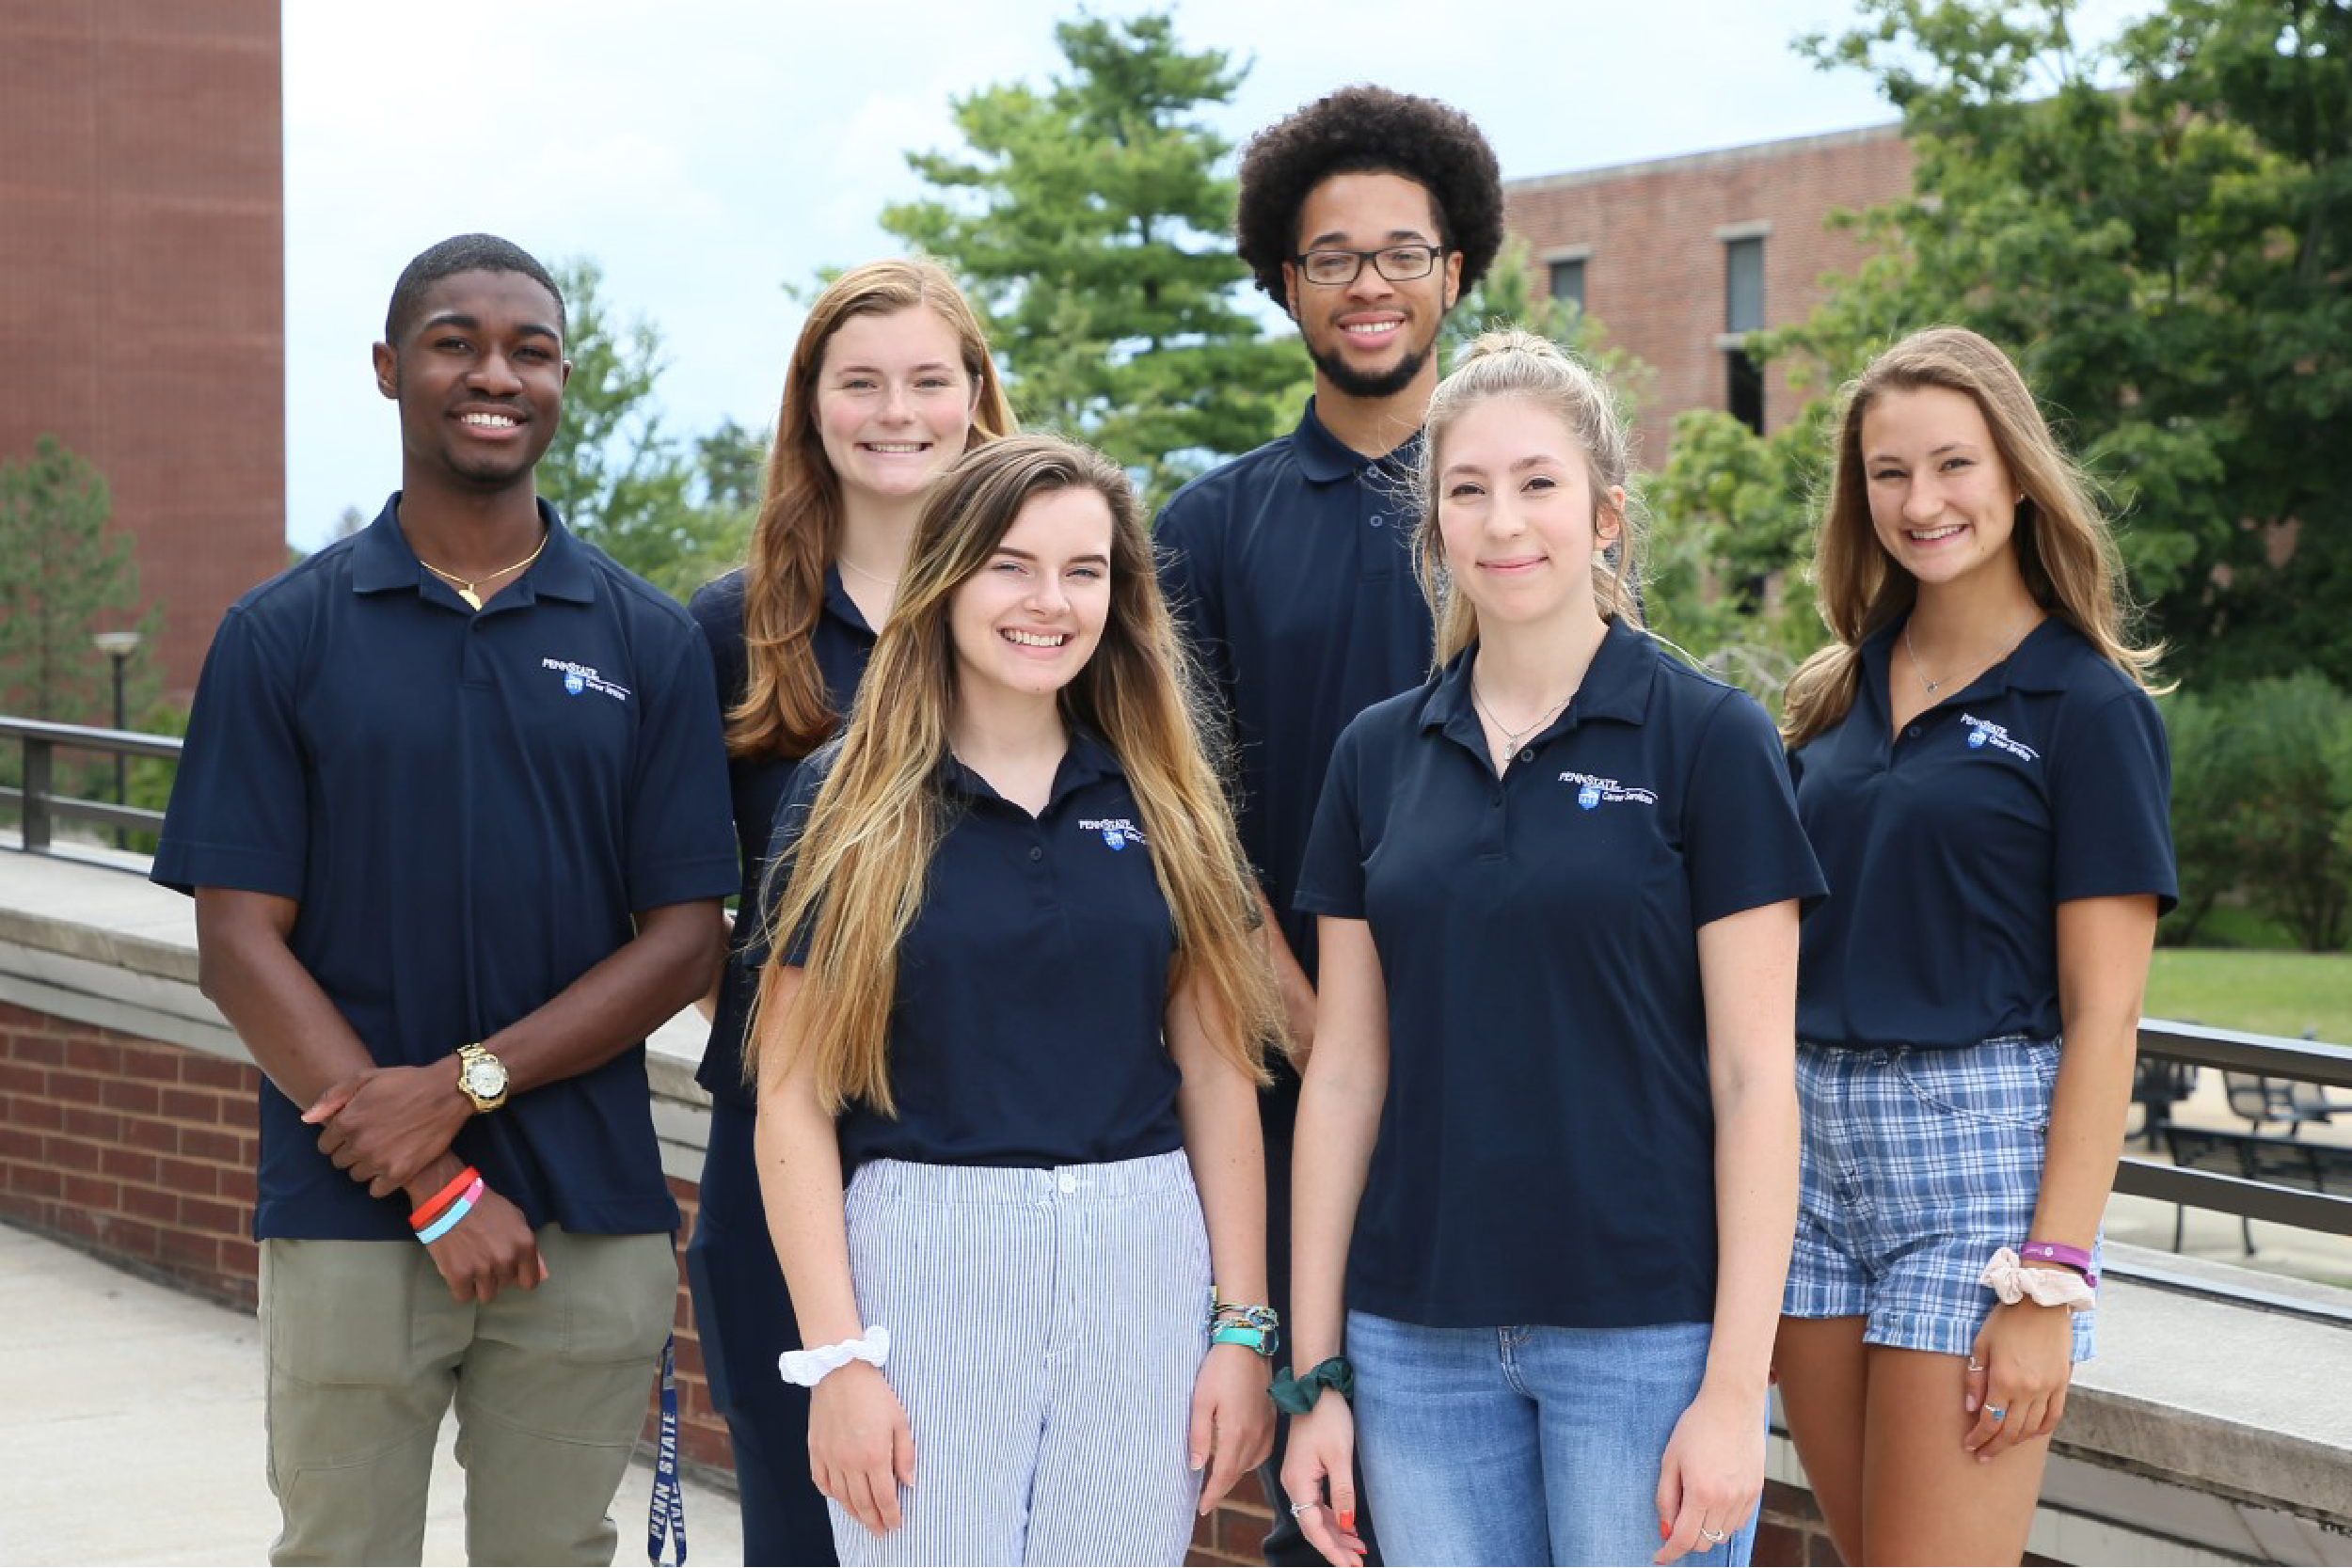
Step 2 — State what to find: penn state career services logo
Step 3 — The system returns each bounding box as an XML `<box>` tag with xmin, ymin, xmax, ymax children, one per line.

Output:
<box><xmin>541</xmin><ymin>657</ymin><xmax>631</xmax><ymax>703</ymax></box>
<box><xmin>1082</xmin><ymin>817</ymin><xmax>1146</xmax><ymax>851</ymax></box>
<box><xmin>1961</xmin><ymin>713</ymin><xmax>2039</xmax><ymax>761</ymax></box>
<box><xmin>1559</xmin><ymin>768</ymin><xmax>1659</xmax><ymax>812</ymax></box>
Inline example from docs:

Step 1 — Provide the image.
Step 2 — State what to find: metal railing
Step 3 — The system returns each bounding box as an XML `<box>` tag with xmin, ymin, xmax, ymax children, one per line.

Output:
<box><xmin>1</xmin><ymin>716</ymin><xmax>181</xmax><ymax>853</ymax></box>
<box><xmin>2116</xmin><ymin>1019</ymin><xmax>2352</xmax><ymax>1237</ymax></box>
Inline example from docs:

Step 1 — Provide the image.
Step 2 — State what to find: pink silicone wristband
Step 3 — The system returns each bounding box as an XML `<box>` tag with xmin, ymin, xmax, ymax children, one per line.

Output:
<box><xmin>2019</xmin><ymin>1240</ymin><xmax>2096</xmax><ymax>1288</ymax></box>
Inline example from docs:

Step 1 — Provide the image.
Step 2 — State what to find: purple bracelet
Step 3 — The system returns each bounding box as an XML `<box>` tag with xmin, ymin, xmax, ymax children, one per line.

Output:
<box><xmin>2019</xmin><ymin>1240</ymin><xmax>2097</xmax><ymax>1289</ymax></box>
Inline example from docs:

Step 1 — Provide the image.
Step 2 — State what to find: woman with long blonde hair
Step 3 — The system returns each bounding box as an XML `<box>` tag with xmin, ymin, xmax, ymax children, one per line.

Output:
<box><xmin>749</xmin><ymin>435</ymin><xmax>1283</xmax><ymax>1564</ymax></box>
<box><xmin>1775</xmin><ymin>326</ymin><xmax>2174</xmax><ymax>1565</ymax></box>
<box><xmin>685</xmin><ymin>258</ymin><xmax>1013</xmax><ymax>1563</ymax></box>
<box><xmin>1281</xmin><ymin>330</ymin><xmax>1819</xmax><ymax>1567</ymax></box>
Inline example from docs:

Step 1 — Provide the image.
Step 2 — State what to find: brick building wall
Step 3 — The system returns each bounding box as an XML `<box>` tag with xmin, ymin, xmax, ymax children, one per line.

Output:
<box><xmin>0</xmin><ymin>1</ymin><xmax>287</xmax><ymax>702</ymax></box>
<box><xmin>1503</xmin><ymin>124</ymin><xmax>1915</xmax><ymax>469</ymax></box>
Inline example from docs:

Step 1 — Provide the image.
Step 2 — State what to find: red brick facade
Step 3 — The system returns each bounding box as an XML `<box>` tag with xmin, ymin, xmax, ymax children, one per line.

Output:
<box><xmin>0</xmin><ymin>1</ymin><xmax>286</xmax><ymax>702</ymax></box>
<box><xmin>1504</xmin><ymin>125</ymin><xmax>1915</xmax><ymax>467</ymax></box>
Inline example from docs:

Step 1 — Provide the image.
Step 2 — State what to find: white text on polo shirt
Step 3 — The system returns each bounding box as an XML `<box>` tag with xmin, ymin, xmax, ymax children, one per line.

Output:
<box><xmin>1080</xmin><ymin>817</ymin><xmax>1148</xmax><ymax>850</ymax></box>
<box><xmin>1960</xmin><ymin>713</ymin><xmax>2039</xmax><ymax>761</ymax></box>
<box><xmin>541</xmin><ymin>657</ymin><xmax>632</xmax><ymax>703</ymax></box>
<box><xmin>1556</xmin><ymin>769</ymin><xmax>1659</xmax><ymax>810</ymax></box>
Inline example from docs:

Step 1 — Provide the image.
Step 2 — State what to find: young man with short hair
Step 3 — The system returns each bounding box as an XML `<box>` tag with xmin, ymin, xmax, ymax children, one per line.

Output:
<box><xmin>1154</xmin><ymin>86</ymin><xmax>1505</xmax><ymax>1566</ymax></box>
<box><xmin>156</xmin><ymin>233</ymin><xmax>738</xmax><ymax>1565</ymax></box>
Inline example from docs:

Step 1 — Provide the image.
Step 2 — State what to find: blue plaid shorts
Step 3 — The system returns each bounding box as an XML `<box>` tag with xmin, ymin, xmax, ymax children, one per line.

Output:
<box><xmin>1783</xmin><ymin>1037</ymin><xmax>2096</xmax><ymax>1361</ymax></box>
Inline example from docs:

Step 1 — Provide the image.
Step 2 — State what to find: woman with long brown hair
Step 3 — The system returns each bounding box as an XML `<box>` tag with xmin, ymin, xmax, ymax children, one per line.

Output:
<box><xmin>748</xmin><ymin>435</ymin><xmax>1282</xmax><ymax>1564</ymax></box>
<box><xmin>684</xmin><ymin>258</ymin><xmax>1013</xmax><ymax>1563</ymax></box>
<box><xmin>1774</xmin><ymin>326</ymin><xmax>2175</xmax><ymax>1564</ymax></box>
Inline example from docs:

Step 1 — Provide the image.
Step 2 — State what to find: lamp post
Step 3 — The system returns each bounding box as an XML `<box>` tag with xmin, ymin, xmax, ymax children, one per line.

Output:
<box><xmin>91</xmin><ymin>629</ymin><xmax>141</xmax><ymax>849</ymax></box>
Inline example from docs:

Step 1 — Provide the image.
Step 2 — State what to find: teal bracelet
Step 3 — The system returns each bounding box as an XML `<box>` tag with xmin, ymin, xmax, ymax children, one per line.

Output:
<box><xmin>1269</xmin><ymin>1355</ymin><xmax>1354</xmax><ymax>1415</ymax></box>
<box><xmin>1210</xmin><ymin>1321</ymin><xmax>1279</xmax><ymax>1356</ymax></box>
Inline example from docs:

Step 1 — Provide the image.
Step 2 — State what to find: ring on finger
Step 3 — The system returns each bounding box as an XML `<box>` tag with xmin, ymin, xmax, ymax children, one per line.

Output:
<box><xmin>1701</xmin><ymin>1525</ymin><xmax>1731</xmax><ymax>1544</ymax></box>
<box><xmin>1289</xmin><ymin>1500</ymin><xmax>1317</xmax><ymax>1517</ymax></box>
<box><xmin>1985</xmin><ymin>1403</ymin><xmax>2008</xmax><ymax>1420</ymax></box>
<box><xmin>1967</xmin><ymin>1356</ymin><xmax>1985</xmax><ymax>1371</ymax></box>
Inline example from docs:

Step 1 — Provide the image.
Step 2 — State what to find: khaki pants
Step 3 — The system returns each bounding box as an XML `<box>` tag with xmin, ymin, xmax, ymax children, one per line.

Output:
<box><xmin>259</xmin><ymin>1227</ymin><xmax>675</xmax><ymax>1566</ymax></box>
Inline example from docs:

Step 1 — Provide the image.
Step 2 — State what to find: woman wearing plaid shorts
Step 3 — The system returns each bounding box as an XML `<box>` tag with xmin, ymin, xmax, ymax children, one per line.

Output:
<box><xmin>1773</xmin><ymin>328</ymin><xmax>2176</xmax><ymax>1564</ymax></box>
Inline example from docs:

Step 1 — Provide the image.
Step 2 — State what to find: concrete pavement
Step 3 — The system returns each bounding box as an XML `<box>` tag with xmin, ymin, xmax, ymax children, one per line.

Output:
<box><xmin>0</xmin><ymin>1222</ymin><xmax>741</xmax><ymax>1567</ymax></box>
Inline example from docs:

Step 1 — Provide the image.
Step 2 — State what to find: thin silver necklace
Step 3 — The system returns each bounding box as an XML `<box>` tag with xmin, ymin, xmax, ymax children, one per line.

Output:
<box><xmin>835</xmin><ymin>555</ymin><xmax>897</xmax><ymax>591</ymax></box>
<box><xmin>1470</xmin><ymin>677</ymin><xmax>1575</xmax><ymax>756</ymax></box>
<box><xmin>1904</xmin><ymin>613</ymin><xmax>2037</xmax><ymax>698</ymax></box>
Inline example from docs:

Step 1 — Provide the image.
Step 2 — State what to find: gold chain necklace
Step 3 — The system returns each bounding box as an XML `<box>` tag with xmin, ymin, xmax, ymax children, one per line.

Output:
<box><xmin>414</xmin><ymin>530</ymin><xmax>549</xmax><ymax>611</ymax></box>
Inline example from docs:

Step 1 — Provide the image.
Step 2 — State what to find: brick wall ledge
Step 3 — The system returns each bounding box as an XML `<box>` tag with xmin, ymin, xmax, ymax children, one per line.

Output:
<box><xmin>8</xmin><ymin>849</ymin><xmax>2352</xmax><ymax>1565</ymax></box>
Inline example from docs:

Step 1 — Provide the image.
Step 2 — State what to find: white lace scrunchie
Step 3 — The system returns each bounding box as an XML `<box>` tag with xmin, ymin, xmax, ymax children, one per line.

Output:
<box><xmin>1979</xmin><ymin>1247</ymin><xmax>2096</xmax><ymax>1308</ymax></box>
<box><xmin>778</xmin><ymin>1325</ymin><xmax>891</xmax><ymax>1387</ymax></box>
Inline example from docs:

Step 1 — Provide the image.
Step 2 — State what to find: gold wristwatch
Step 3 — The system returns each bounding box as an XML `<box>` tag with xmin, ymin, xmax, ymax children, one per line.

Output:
<box><xmin>455</xmin><ymin>1043</ymin><xmax>509</xmax><ymax>1112</ymax></box>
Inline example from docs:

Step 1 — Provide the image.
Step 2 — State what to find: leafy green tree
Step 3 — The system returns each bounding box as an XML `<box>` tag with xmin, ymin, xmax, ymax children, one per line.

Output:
<box><xmin>1648</xmin><ymin>0</ymin><xmax>2352</xmax><ymax>693</ymax></box>
<box><xmin>537</xmin><ymin>259</ymin><xmax>747</xmax><ymax>600</ymax></box>
<box><xmin>879</xmin><ymin>10</ymin><xmax>1299</xmax><ymax>506</ymax></box>
<box><xmin>0</xmin><ymin>436</ymin><xmax>161</xmax><ymax>725</ymax></box>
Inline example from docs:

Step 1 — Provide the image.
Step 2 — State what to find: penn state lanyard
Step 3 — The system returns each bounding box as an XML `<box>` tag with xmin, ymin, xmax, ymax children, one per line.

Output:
<box><xmin>646</xmin><ymin>1334</ymin><xmax>688</xmax><ymax>1564</ymax></box>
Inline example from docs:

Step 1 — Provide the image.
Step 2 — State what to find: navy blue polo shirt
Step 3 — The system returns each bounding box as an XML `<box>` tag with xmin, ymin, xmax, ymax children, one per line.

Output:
<box><xmin>1792</xmin><ymin>616</ymin><xmax>2176</xmax><ymax>1051</ymax></box>
<box><xmin>763</xmin><ymin>731</ymin><xmax>1184</xmax><ymax>1172</ymax></box>
<box><xmin>688</xmin><ymin>565</ymin><xmax>876</xmax><ymax>1108</ymax></box>
<box><xmin>1295</xmin><ymin>622</ymin><xmax>1825</xmax><ymax>1329</ymax></box>
<box><xmin>1155</xmin><ymin>398</ymin><xmax>1434</xmax><ymax>983</ymax></box>
<box><xmin>153</xmin><ymin>497</ymin><xmax>739</xmax><ymax>1242</ymax></box>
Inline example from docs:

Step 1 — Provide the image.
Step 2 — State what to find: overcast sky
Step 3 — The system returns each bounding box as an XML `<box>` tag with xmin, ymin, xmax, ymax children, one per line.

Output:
<box><xmin>282</xmin><ymin>0</ymin><xmax>2153</xmax><ymax>549</ymax></box>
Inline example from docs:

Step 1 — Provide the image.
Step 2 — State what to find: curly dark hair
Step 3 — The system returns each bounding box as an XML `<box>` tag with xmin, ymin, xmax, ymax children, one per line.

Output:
<box><xmin>1235</xmin><ymin>85</ymin><xmax>1504</xmax><ymax>306</ymax></box>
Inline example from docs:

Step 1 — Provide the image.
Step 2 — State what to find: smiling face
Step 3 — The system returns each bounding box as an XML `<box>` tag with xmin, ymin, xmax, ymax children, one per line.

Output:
<box><xmin>813</xmin><ymin>306</ymin><xmax>979</xmax><ymax>508</ymax></box>
<box><xmin>1282</xmin><ymin>170</ymin><xmax>1462</xmax><ymax>402</ymax></box>
<box><xmin>947</xmin><ymin>484</ymin><xmax>1115</xmax><ymax>706</ymax></box>
<box><xmin>373</xmin><ymin>268</ymin><xmax>568</xmax><ymax>493</ymax></box>
<box><xmin>1859</xmin><ymin>384</ymin><xmax>2023</xmax><ymax>594</ymax></box>
<box><xmin>1436</xmin><ymin>394</ymin><xmax>1621</xmax><ymax>634</ymax></box>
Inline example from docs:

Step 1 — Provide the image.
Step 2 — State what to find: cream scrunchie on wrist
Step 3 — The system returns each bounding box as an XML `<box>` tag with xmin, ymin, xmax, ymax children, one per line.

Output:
<box><xmin>1980</xmin><ymin>1247</ymin><xmax>2096</xmax><ymax>1308</ymax></box>
<box><xmin>779</xmin><ymin>1325</ymin><xmax>891</xmax><ymax>1387</ymax></box>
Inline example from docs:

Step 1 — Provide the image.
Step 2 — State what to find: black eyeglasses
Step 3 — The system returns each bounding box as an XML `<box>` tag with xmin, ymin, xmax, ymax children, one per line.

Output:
<box><xmin>1292</xmin><ymin>244</ymin><xmax>1443</xmax><ymax>287</ymax></box>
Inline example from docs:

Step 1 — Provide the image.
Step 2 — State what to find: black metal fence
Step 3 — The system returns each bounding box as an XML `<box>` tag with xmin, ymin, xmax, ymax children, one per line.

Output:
<box><xmin>1</xmin><ymin>716</ymin><xmax>180</xmax><ymax>853</ymax></box>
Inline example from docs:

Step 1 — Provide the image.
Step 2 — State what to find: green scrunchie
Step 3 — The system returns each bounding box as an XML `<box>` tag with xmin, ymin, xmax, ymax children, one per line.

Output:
<box><xmin>1269</xmin><ymin>1355</ymin><xmax>1355</xmax><ymax>1415</ymax></box>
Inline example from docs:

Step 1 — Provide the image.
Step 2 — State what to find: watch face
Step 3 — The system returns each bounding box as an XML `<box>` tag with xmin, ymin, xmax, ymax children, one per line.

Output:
<box><xmin>463</xmin><ymin>1059</ymin><xmax>505</xmax><ymax>1098</ymax></box>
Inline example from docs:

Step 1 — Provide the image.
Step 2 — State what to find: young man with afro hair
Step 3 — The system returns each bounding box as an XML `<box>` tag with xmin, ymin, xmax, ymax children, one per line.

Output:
<box><xmin>1153</xmin><ymin>85</ymin><xmax>1503</xmax><ymax>1567</ymax></box>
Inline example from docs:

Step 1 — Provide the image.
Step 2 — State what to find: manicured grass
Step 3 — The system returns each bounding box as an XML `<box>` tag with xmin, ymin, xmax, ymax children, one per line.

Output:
<box><xmin>2146</xmin><ymin>947</ymin><xmax>2352</xmax><ymax>1046</ymax></box>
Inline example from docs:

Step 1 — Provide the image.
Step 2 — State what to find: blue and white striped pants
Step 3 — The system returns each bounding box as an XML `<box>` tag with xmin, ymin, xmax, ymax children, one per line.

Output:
<box><xmin>832</xmin><ymin>1148</ymin><xmax>1212</xmax><ymax>1566</ymax></box>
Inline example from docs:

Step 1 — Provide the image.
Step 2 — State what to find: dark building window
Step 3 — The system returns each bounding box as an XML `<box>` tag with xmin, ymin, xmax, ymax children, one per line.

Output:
<box><xmin>1724</xmin><ymin>235</ymin><xmax>1765</xmax><ymax>433</ymax></box>
<box><xmin>1549</xmin><ymin>257</ymin><xmax>1586</xmax><ymax>313</ymax></box>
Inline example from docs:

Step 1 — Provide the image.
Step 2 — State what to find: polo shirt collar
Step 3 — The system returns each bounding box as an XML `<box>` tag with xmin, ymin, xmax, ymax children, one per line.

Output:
<box><xmin>350</xmin><ymin>494</ymin><xmax>596</xmax><ymax>608</ymax></box>
<box><xmin>939</xmin><ymin>725</ymin><xmax>1125</xmax><ymax>813</ymax></box>
<box><xmin>1291</xmin><ymin>397</ymin><xmax>1424</xmax><ymax>485</ymax></box>
<box><xmin>820</xmin><ymin>563</ymin><xmax>876</xmax><ymax>636</ymax></box>
<box><xmin>1419</xmin><ymin>617</ymin><xmax>1657</xmax><ymax>752</ymax></box>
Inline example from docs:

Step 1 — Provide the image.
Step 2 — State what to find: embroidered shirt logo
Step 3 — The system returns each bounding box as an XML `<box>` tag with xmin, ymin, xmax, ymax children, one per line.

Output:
<box><xmin>1960</xmin><ymin>713</ymin><xmax>2038</xmax><ymax>761</ymax></box>
<box><xmin>542</xmin><ymin>657</ymin><xmax>630</xmax><ymax>703</ymax></box>
<box><xmin>1558</xmin><ymin>769</ymin><xmax>1659</xmax><ymax>810</ymax></box>
<box><xmin>1081</xmin><ymin>817</ymin><xmax>1146</xmax><ymax>851</ymax></box>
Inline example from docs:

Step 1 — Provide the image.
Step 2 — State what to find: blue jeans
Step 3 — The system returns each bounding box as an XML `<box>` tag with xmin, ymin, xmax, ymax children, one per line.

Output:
<box><xmin>1348</xmin><ymin>1310</ymin><xmax>1751</xmax><ymax>1567</ymax></box>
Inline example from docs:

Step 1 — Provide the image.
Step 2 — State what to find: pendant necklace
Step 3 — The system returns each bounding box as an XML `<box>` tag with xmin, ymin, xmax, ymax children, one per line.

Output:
<box><xmin>1470</xmin><ymin>678</ymin><xmax>1574</xmax><ymax>762</ymax></box>
<box><xmin>415</xmin><ymin>530</ymin><xmax>549</xmax><ymax>611</ymax></box>
<box><xmin>1903</xmin><ymin>612</ymin><xmax>2037</xmax><ymax>699</ymax></box>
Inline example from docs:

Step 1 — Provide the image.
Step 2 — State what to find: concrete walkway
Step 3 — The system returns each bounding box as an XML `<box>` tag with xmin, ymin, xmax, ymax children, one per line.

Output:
<box><xmin>0</xmin><ymin>1223</ymin><xmax>741</xmax><ymax>1567</ymax></box>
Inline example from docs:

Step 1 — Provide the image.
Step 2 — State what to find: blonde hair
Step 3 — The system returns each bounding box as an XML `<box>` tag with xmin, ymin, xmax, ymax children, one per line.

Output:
<box><xmin>747</xmin><ymin>435</ymin><xmax>1281</xmax><ymax>1112</ymax></box>
<box><xmin>727</xmin><ymin>258</ymin><xmax>1017</xmax><ymax>761</ymax></box>
<box><xmin>1413</xmin><ymin>327</ymin><xmax>1643</xmax><ymax>663</ymax></box>
<box><xmin>1782</xmin><ymin>325</ymin><xmax>2163</xmax><ymax>746</ymax></box>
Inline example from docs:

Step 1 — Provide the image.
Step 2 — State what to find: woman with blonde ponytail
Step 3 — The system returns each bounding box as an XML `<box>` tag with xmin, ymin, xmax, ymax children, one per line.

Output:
<box><xmin>748</xmin><ymin>435</ymin><xmax>1284</xmax><ymax>1565</ymax></box>
<box><xmin>1282</xmin><ymin>330</ymin><xmax>1820</xmax><ymax>1567</ymax></box>
<box><xmin>1774</xmin><ymin>327</ymin><xmax>2173</xmax><ymax>1566</ymax></box>
<box><xmin>683</xmin><ymin>258</ymin><xmax>1012</xmax><ymax>1564</ymax></box>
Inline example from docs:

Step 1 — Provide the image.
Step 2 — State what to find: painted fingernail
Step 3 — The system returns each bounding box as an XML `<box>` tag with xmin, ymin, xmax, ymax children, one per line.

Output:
<box><xmin>1964</xmin><ymin>1394</ymin><xmax>1979</xmax><ymax>1412</ymax></box>
<box><xmin>1661</xmin><ymin>1522</ymin><xmax>1672</xmax><ymax>1540</ymax></box>
<box><xmin>1339</xmin><ymin>1510</ymin><xmax>1356</xmax><ymax>1533</ymax></box>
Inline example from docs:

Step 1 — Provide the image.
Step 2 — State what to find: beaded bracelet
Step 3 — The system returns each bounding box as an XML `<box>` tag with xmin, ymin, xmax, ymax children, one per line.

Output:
<box><xmin>1269</xmin><ymin>1355</ymin><xmax>1354</xmax><ymax>1415</ymax></box>
<box><xmin>414</xmin><ymin>1176</ymin><xmax>485</xmax><ymax>1244</ymax></box>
